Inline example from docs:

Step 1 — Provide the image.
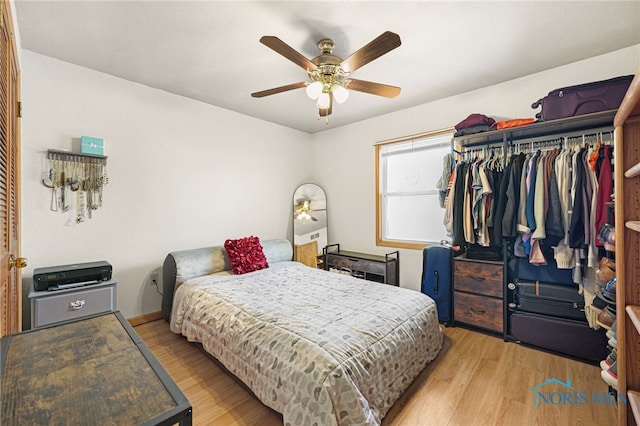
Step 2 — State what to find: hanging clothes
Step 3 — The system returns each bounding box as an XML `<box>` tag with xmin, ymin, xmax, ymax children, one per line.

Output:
<box><xmin>445</xmin><ymin>133</ymin><xmax>612</xmax><ymax>280</ymax></box>
<box><xmin>500</xmin><ymin>153</ymin><xmax>527</xmax><ymax>238</ymax></box>
<box><xmin>443</xmin><ymin>147</ymin><xmax>505</xmax><ymax>248</ymax></box>
<box><xmin>594</xmin><ymin>144</ymin><xmax>614</xmax><ymax>246</ymax></box>
<box><xmin>448</xmin><ymin>161</ymin><xmax>468</xmax><ymax>247</ymax></box>
<box><xmin>436</xmin><ymin>153</ymin><xmax>454</xmax><ymax>208</ymax></box>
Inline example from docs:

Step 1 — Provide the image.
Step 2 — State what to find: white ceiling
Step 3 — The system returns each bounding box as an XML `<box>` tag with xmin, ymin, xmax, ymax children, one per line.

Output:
<box><xmin>14</xmin><ymin>1</ymin><xmax>640</xmax><ymax>134</ymax></box>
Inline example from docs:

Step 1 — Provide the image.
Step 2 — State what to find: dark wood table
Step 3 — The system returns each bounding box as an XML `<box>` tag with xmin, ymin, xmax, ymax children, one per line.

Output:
<box><xmin>1</xmin><ymin>311</ymin><xmax>192</xmax><ymax>425</ymax></box>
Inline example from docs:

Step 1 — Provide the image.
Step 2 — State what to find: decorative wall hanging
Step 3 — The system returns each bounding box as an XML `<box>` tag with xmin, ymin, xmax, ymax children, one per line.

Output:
<box><xmin>43</xmin><ymin>150</ymin><xmax>108</xmax><ymax>224</ymax></box>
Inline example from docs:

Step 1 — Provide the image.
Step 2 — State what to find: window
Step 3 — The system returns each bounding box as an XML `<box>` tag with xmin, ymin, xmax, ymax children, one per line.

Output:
<box><xmin>376</xmin><ymin>129</ymin><xmax>454</xmax><ymax>249</ymax></box>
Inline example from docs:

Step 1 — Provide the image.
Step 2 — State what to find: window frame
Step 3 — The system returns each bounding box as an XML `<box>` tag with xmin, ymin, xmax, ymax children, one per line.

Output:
<box><xmin>375</xmin><ymin>128</ymin><xmax>455</xmax><ymax>250</ymax></box>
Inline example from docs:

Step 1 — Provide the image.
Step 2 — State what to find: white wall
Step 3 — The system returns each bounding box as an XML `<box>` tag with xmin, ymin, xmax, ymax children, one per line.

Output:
<box><xmin>19</xmin><ymin>42</ymin><xmax>640</xmax><ymax>324</ymax></box>
<box><xmin>311</xmin><ymin>45</ymin><xmax>640</xmax><ymax>293</ymax></box>
<box><xmin>20</xmin><ymin>51</ymin><xmax>312</xmax><ymax>325</ymax></box>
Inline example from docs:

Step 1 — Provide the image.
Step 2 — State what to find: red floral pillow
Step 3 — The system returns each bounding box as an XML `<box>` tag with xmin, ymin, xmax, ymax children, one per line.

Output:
<box><xmin>224</xmin><ymin>236</ymin><xmax>269</xmax><ymax>275</ymax></box>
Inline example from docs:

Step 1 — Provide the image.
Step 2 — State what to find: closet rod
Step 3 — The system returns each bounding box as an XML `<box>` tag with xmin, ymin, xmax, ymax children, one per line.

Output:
<box><xmin>507</xmin><ymin>125</ymin><xmax>613</xmax><ymax>149</ymax></box>
<box><xmin>512</xmin><ymin>137</ymin><xmax>563</xmax><ymax>153</ymax></box>
<box><xmin>459</xmin><ymin>141</ymin><xmax>505</xmax><ymax>152</ymax></box>
<box><xmin>458</xmin><ymin>144</ymin><xmax>506</xmax><ymax>164</ymax></box>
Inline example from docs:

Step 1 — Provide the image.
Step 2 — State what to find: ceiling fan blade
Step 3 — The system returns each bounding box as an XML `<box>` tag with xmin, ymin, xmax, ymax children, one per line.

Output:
<box><xmin>340</xmin><ymin>31</ymin><xmax>401</xmax><ymax>73</ymax></box>
<box><xmin>260</xmin><ymin>36</ymin><xmax>318</xmax><ymax>71</ymax></box>
<box><xmin>251</xmin><ymin>82</ymin><xmax>306</xmax><ymax>98</ymax></box>
<box><xmin>346</xmin><ymin>79</ymin><xmax>401</xmax><ymax>98</ymax></box>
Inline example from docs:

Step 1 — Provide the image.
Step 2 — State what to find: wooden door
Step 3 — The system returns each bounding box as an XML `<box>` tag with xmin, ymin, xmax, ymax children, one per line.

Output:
<box><xmin>0</xmin><ymin>1</ymin><xmax>24</xmax><ymax>337</ymax></box>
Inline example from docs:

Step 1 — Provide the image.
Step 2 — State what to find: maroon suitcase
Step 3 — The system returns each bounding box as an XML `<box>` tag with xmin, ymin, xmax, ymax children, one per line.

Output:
<box><xmin>532</xmin><ymin>75</ymin><xmax>633</xmax><ymax>121</ymax></box>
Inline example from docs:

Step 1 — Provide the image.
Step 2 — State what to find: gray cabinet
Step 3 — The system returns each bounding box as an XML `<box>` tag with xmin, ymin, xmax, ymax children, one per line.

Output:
<box><xmin>28</xmin><ymin>280</ymin><xmax>117</xmax><ymax>329</ymax></box>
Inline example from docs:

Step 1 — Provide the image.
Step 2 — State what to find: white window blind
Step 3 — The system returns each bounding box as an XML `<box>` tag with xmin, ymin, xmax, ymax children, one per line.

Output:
<box><xmin>377</xmin><ymin>131</ymin><xmax>453</xmax><ymax>247</ymax></box>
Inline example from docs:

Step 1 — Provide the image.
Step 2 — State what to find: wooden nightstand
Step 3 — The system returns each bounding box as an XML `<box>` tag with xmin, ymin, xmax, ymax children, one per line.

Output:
<box><xmin>28</xmin><ymin>279</ymin><xmax>117</xmax><ymax>329</ymax></box>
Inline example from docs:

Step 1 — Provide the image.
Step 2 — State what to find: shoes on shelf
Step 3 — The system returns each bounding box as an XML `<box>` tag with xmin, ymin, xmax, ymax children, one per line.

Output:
<box><xmin>592</xmin><ymin>297</ymin><xmax>609</xmax><ymax>310</ymax></box>
<box><xmin>600</xmin><ymin>348</ymin><xmax>617</xmax><ymax>371</ymax></box>
<box><xmin>601</xmin><ymin>360</ymin><xmax>618</xmax><ymax>390</ymax></box>
<box><xmin>608</xmin><ymin>336</ymin><xmax>617</xmax><ymax>348</ymax></box>
<box><xmin>596</xmin><ymin>277</ymin><xmax>617</xmax><ymax>305</ymax></box>
<box><xmin>598</xmin><ymin>223</ymin><xmax>616</xmax><ymax>246</ymax></box>
<box><xmin>606</xmin><ymin>320</ymin><xmax>617</xmax><ymax>340</ymax></box>
<box><xmin>596</xmin><ymin>257</ymin><xmax>616</xmax><ymax>284</ymax></box>
<box><xmin>597</xmin><ymin>306</ymin><xmax>616</xmax><ymax>330</ymax></box>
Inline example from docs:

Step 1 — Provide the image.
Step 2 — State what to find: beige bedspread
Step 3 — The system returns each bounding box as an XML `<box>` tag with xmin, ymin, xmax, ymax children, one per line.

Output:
<box><xmin>170</xmin><ymin>261</ymin><xmax>443</xmax><ymax>425</ymax></box>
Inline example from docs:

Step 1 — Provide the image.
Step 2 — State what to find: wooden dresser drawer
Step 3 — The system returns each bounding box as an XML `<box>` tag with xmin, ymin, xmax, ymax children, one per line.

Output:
<box><xmin>454</xmin><ymin>260</ymin><xmax>503</xmax><ymax>298</ymax></box>
<box><xmin>31</xmin><ymin>283</ymin><xmax>117</xmax><ymax>328</ymax></box>
<box><xmin>454</xmin><ymin>291</ymin><xmax>503</xmax><ymax>333</ymax></box>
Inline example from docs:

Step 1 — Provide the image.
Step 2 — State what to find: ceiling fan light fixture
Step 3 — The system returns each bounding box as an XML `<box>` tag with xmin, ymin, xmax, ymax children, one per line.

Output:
<box><xmin>316</xmin><ymin>92</ymin><xmax>331</xmax><ymax>109</ymax></box>
<box><xmin>299</xmin><ymin>212</ymin><xmax>311</xmax><ymax>221</ymax></box>
<box><xmin>306</xmin><ymin>81</ymin><xmax>323</xmax><ymax>100</ymax></box>
<box><xmin>253</xmin><ymin>32</ymin><xmax>402</xmax><ymax>121</ymax></box>
<box><xmin>295</xmin><ymin>199</ymin><xmax>317</xmax><ymax>222</ymax></box>
<box><xmin>332</xmin><ymin>84</ymin><xmax>349</xmax><ymax>104</ymax></box>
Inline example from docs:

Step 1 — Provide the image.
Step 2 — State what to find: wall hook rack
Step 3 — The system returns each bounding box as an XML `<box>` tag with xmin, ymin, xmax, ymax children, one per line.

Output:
<box><xmin>44</xmin><ymin>149</ymin><xmax>109</xmax><ymax>223</ymax></box>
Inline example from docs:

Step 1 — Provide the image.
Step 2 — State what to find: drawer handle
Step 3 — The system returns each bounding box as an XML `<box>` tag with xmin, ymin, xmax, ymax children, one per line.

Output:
<box><xmin>69</xmin><ymin>300</ymin><xmax>85</xmax><ymax>310</ymax></box>
<box><xmin>468</xmin><ymin>307</ymin><xmax>486</xmax><ymax>315</ymax></box>
<box><xmin>470</xmin><ymin>276</ymin><xmax>486</xmax><ymax>282</ymax></box>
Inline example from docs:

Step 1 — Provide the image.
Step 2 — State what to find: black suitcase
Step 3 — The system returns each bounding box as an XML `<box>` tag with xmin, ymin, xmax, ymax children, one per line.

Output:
<box><xmin>421</xmin><ymin>245</ymin><xmax>454</xmax><ymax>326</ymax></box>
<box><xmin>510</xmin><ymin>312</ymin><xmax>609</xmax><ymax>363</ymax></box>
<box><xmin>510</xmin><ymin>279</ymin><xmax>585</xmax><ymax>321</ymax></box>
<box><xmin>531</xmin><ymin>75</ymin><xmax>634</xmax><ymax>121</ymax></box>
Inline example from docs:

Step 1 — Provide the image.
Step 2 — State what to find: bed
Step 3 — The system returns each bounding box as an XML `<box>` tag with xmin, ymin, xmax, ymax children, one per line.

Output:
<box><xmin>162</xmin><ymin>238</ymin><xmax>443</xmax><ymax>426</ymax></box>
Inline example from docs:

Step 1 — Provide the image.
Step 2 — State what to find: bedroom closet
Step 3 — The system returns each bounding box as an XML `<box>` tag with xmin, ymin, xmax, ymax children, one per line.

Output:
<box><xmin>450</xmin><ymin>109</ymin><xmax>617</xmax><ymax>363</ymax></box>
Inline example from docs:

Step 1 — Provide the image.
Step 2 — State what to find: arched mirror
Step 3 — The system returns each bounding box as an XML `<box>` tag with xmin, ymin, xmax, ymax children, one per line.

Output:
<box><xmin>293</xmin><ymin>184</ymin><xmax>327</xmax><ymax>268</ymax></box>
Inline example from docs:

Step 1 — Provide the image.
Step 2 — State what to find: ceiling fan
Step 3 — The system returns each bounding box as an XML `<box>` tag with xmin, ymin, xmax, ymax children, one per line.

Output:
<box><xmin>251</xmin><ymin>31</ymin><xmax>402</xmax><ymax>120</ymax></box>
<box><xmin>294</xmin><ymin>199</ymin><xmax>321</xmax><ymax>222</ymax></box>
<box><xmin>294</xmin><ymin>200</ymin><xmax>317</xmax><ymax>222</ymax></box>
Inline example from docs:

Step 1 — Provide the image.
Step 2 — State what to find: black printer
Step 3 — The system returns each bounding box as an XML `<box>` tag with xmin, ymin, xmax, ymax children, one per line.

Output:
<box><xmin>33</xmin><ymin>261</ymin><xmax>112</xmax><ymax>291</ymax></box>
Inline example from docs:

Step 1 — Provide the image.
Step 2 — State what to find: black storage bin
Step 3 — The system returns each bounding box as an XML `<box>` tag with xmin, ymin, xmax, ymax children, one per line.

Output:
<box><xmin>510</xmin><ymin>312</ymin><xmax>608</xmax><ymax>363</ymax></box>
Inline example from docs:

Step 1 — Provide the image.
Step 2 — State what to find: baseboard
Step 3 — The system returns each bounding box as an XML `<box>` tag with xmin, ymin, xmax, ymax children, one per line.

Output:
<box><xmin>128</xmin><ymin>311</ymin><xmax>163</xmax><ymax>327</ymax></box>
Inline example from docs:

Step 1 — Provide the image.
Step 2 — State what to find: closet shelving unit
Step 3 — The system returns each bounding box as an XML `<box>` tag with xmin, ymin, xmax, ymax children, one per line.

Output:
<box><xmin>614</xmin><ymin>71</ymin><xmax>640</xmax><ymax>426</ymax></box>
<box><xmin>453</xmin><ymin>109</ymin><xmax>616</xmax><ymax>149</ymax></box>
<box><xmin>453</xmin><ymin>109</ymin><xmax>617</xmax><ymax>355</ymax></box>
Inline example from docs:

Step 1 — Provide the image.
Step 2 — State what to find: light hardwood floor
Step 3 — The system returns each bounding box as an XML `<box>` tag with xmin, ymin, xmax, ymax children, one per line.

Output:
<box><xmin>135</xmin><ymin>320</ymin><xmax>618</xmax><ymax>425</ymax></box>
